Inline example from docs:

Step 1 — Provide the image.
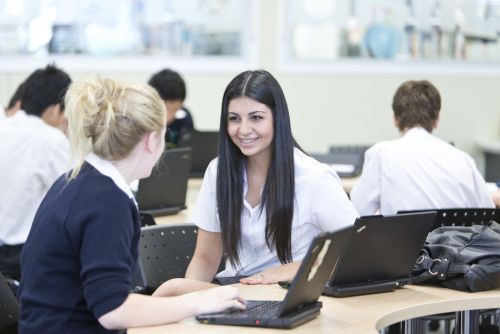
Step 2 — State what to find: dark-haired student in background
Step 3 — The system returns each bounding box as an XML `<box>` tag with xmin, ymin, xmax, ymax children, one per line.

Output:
<box><xmin>148</xmin><ymin>68</ymin><xmax>194</xmax><ymax>146</ymax></box>
<box><xmin>0</xmin><ymin>65</ymin><xmax>71</xmax><ymax>282</ymax></box>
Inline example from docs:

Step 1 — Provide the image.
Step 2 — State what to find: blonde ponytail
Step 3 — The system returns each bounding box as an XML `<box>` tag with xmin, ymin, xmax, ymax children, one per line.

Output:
<box><xmin>65</xmin><ymin>77</ymin><xmax>166</xmax><ymax>179</ymax></box>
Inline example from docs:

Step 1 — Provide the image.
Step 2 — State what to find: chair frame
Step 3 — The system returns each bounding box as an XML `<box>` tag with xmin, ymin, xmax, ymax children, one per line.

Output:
<box><xmin>0</xmin><ymin>272</ymin><xmax>19</xmax><ymax>334</ymax></box>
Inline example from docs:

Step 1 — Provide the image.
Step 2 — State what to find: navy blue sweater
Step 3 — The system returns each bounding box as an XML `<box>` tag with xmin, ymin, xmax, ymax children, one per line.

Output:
<box><xmin>19</xmin><ymin>163</ymin><xmax>140</xmax><ymax>333</ymax></box>
<box><xmin>166</xmin><ymin>107</ymin><xmax>194</xmax><ymax>145</ymax></box>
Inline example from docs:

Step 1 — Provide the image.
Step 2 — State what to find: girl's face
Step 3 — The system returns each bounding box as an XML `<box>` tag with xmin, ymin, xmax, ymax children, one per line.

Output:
<box><xmin>227</xmin><ymin>97</ymin><xmax>274</xmax><ymax>161</ymax></box>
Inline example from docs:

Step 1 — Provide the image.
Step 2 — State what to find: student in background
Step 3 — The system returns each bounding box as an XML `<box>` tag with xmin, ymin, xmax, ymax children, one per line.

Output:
<box><xmin>172</xmin><ymin>70</ymin><xmax>357</xmax><ymax>287</ymax></box>
<box><xmin>148</xmin><ymin>68</ymin><xmax>194</xmax><ymax>145</ymax></box>
<box><xmin>350</xmin><ymin>80</ymin><xmax>494</xmax><ymax>215</ymax></box>
<box><xmin>18</xmin><ymin>77</ymin><xmax>244</xmax><ymax>333</ymax></box>
<box><xmin>0</xmin><ymin>65</ymin><xmax>71</xmax><ymax>281</ymax></box>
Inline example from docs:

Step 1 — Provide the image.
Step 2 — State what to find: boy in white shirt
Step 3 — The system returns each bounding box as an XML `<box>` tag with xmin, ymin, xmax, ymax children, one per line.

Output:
<box><xmin>0</xmin><ymin>65</ymin><xmax>71</xmax><ymax>281</ymax></box>
<box><xmin>350</xmin><ymin>80</ymin><xmax>494</xmax><ymax>215</ymax></box>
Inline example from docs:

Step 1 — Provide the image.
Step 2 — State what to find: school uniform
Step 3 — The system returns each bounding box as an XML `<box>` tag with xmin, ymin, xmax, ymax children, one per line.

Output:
<box><xmin>166</xmin><ymin>107</ymin><xmax>194</xmax><ymax>145</ymax></box>
<box><xmin>18</xmin><ymin>153</ymin><xmax>140</xmax><ymax>333</ymax></box>
<box><xmin>0</xmin><ymin>110</ymin><xmax>70</xmax><ymax>280</ymax></box>
<box><xmin>350</xmin><ymin>127</ymin><xmax>495</xmax><ymax>216</ymax></box>
<box><xmin>194</xmin><ymin>148</ymin><xmax>358</xmax><ymax>277</ymax></box>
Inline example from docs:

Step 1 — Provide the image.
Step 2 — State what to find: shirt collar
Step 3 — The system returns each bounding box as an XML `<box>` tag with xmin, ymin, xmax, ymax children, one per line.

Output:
<box><xmin>85</xmin><ymin>152</ymin><xmax>137</xmax><ymax>207</ymax></box>
<box><xmin>11</xmin><ymin>110</ymin><xmax>29</xmax><ymax>120</ymax></box>
<box><xmin>9</xmin><ymin>110</ymin><xmax>44</xmax><ymax>124</ymax></box>
<box><xmin>403</xmin><ymin>127</ymin><xmax>430</xmax><ymax>138</ymax></box>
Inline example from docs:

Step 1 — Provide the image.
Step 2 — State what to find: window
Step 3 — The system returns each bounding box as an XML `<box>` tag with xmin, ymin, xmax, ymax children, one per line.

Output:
<box><xmin>0</xmin><ymin>0</ymin><xmax>257</xmax><ymax>72</ymax></box>
<box><xmin>279</xmin><ymin>0</ymin><xmax>500</xmax><ymax>74</ymax></box>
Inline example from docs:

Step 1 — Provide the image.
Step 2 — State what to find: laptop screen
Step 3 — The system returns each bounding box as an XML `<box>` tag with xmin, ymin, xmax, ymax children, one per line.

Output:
<box><xmin>328</xmin><ymin>212</ymin><xmax>436</xmax><ymax>287</ymax></box>
<box><xmin>137</xmin><ymin>147</ymin><xmax>191</xmax><ymax>213</ymax></box>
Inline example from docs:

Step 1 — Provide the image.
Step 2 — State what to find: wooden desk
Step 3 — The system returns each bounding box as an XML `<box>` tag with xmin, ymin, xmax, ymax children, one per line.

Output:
<box><xmin>129</xmin><ymin>284</ymin><xmax>500</xmax><ymax>334</ymax></box>
<box><xmin>154</xmin><ymin>177</ymin><xmax>358</xmax><ymax>225</ymax></box>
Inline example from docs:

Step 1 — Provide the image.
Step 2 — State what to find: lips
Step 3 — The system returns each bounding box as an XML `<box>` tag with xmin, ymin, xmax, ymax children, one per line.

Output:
<box><xmin>239</xmin><ymin>137</ymin><xmax>258</xmax><ymax>145</ymax></box>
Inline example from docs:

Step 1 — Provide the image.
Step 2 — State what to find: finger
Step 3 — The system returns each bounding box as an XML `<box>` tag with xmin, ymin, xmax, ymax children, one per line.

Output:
<box><xmin>240</xmin><ymin>277</ymin><xmax>261</xmax><ymax>285</ymax></box>
<box><xmin>246</xmin><ymin>280</ymin><xmax>263</xmax><ymax>285</ymax></box>
<box><xmin>240</xmin><ymin>274</ymin><xmax>264</xmax><ymax>284</ymax></box>
<box><xmin>228</xmin><ymin>299</ymin><xmax>246</xmax><ymax>310</ymax></box>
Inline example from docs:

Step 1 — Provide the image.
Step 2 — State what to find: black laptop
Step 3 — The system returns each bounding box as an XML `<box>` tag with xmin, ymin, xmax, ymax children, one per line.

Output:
<box><xmin>136</xmin><ymin>147</ymin><xmax>191</xmax><ymax>217</ymax></box>
<box><xmin>139</xmin><ymin>212</ymin><xmax>156</xmax><ymax>227</ymax></box>
<box><xmin>323</xmin><ymin>212</ymin><xmax>436</xmax><ymax>297</ymax></box>
<box><xmin>196</xmin><ymin>227</ymin><xmax>353</xmax><ymax>329</ymax></box>
<box><xmin>178</xmin><ymin>130</ymin><xmax>218</xmax><ymax>177</ymax></box>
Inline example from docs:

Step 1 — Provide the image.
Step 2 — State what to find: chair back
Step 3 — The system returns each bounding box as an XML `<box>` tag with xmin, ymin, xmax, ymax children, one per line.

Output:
<box><xmin>0</xmin><ymin>272</ymin><xmax>19</xmax><ymax>334</ymax></box>
<box><xmin>398</xmin><ymin>208</ymin><xmax>499</xmax><ymax>230</ymax></box>
<box><xmin>137</xmin><ymin>224</ymin><xmax>198</xmax><ymax>293</ymax></box>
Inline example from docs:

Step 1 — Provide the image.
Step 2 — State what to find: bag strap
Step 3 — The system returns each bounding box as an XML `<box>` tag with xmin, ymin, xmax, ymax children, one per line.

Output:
<box><xmin>413</xmin><ymin>250</ymin><xmax>471</xmax><ymax>281</ymax></box>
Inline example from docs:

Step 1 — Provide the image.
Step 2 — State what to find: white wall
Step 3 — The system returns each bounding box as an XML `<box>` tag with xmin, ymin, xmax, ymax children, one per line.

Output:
<box><xmin>1</xmin><ymin>0</ymin><xmax>499</xmax><ymax>173</ymax></box>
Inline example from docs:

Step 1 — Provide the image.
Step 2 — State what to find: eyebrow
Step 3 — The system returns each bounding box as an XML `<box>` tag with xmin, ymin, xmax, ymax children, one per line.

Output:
<box><xmin>228</xmin><ymin>110</ymin><xmax>267</xmax><ymax>116</ymax></box>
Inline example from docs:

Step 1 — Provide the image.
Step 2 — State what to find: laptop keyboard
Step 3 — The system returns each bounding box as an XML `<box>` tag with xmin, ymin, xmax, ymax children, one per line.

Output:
<box><xmin>228</xmin><ymin>301</ymin><xmax>282</xmax><ymax>318</ymax></box>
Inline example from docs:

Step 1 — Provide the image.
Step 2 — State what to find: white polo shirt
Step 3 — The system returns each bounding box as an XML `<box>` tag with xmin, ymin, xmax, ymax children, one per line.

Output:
<box><xmin>350</xmin><ymin>127</ymin><xmax>494</xmax><ymax>216</ymax></box>
<box><xmin>0</xmin><ymin>111</ymin><xmax>70</xmax><ymax>246</ymax></box>
<box><xmin>194</xmin><ymin>148</ymin><xmax>358</xmax><ymax>277</ymax></box>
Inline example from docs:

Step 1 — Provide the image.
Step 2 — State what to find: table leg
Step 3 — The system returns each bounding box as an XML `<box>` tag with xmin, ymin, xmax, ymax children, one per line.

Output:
<box><xmin>455</xmin><ymin>310</ymin><xmax>480</xmax><ymax>334</ymax></box>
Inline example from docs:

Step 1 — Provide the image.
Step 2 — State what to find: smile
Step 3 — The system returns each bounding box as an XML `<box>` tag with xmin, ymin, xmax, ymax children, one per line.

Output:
<box><xmin>239</xmin><ymin>137</ymin><xmax>258</xmax><ymax>145</ymax></box>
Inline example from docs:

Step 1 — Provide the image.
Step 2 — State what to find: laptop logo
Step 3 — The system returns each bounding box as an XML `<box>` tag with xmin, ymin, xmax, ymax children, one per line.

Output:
<box><xmin>307</xmin><ymin>239</ymin><xmax>331</xmax><ymax>282</ymax></box>
<box><xmin>357</xmin><ymin>225</ymin><xmax>366</xmax><ymax>233</ymax></box>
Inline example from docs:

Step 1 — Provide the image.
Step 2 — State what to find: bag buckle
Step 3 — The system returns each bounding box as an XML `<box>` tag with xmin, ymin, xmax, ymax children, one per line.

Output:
<box><xmin>428</xmin><ymin>258</ymin><xmax>442</xmax><ymax>276</ymax></box>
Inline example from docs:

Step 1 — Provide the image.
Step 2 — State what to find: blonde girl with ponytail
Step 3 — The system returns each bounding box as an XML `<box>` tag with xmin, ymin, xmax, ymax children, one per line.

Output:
<box><xmin>18</xmin><ymin>77</ymin><xmax>245</xmax><ymax>333</ymax></box>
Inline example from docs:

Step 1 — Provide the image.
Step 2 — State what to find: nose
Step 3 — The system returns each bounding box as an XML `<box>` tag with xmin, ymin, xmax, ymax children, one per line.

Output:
<box><xmin>239</xmin><ymin>119</ymin><xmax>252</xmax><ymax>136</ymax></box>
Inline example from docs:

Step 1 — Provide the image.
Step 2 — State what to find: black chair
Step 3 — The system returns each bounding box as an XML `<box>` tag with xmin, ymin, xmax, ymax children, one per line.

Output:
<box><xmin>398</xmin><ymin>208</ymin><xmax>499</xmax><ymax>230</ymax></box>
<box><xmin>0</xmin><ymin>272</ymin><xmax>19</xmax><ymax>334</ymax></box>
<box><xmin>135</xmin><ymin>224</ymin><xmax>198</xmax><ymax>294</ymax></box>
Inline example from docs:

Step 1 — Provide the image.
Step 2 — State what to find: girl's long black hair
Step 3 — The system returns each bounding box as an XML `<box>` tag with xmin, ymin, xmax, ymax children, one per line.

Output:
<box><xmin>216</xmin><ymin>70</ymin><xmax>297</xmax><ymax>268</ymax></box>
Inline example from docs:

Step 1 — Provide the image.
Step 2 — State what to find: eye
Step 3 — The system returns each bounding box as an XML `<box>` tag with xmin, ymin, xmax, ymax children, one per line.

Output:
<box><xmin>251</xmin><ymin>115</ymin><xmax>263</xmax><ymax>121</ymax></box>
<box><xmin>228</xmin><ymin>115</ymin><xmax>239</xmax><ymax>122</ymax></box>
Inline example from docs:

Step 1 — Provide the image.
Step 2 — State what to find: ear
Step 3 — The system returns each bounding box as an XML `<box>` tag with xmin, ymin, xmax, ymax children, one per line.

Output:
<box><xmin>143</xmin><ymin>132</ymin><xmax>155</xmax><ymax>154</ymax></box>
<box><xmin>6</xmin><ymin>100</ymin><xmax>21</xmax><ymax>116</ymax></box>
<box><xmin>393</xmin><ymin>114</ymin><xmax>399</xmax><ymax>128</ymax></box>
<box><xmin>432</xmin><ymin>114</ymin><xmax>440</xmax><ymax>130</ymax></box>
<box><xmin>41</xmin><ymin>104</ymin><xmax>63</xmax><ymax>127</ymax></box>
<box><xmin>143</xmin><ymin>131</ymin><xmax>162</xmax><ymax>154</ymax></box>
